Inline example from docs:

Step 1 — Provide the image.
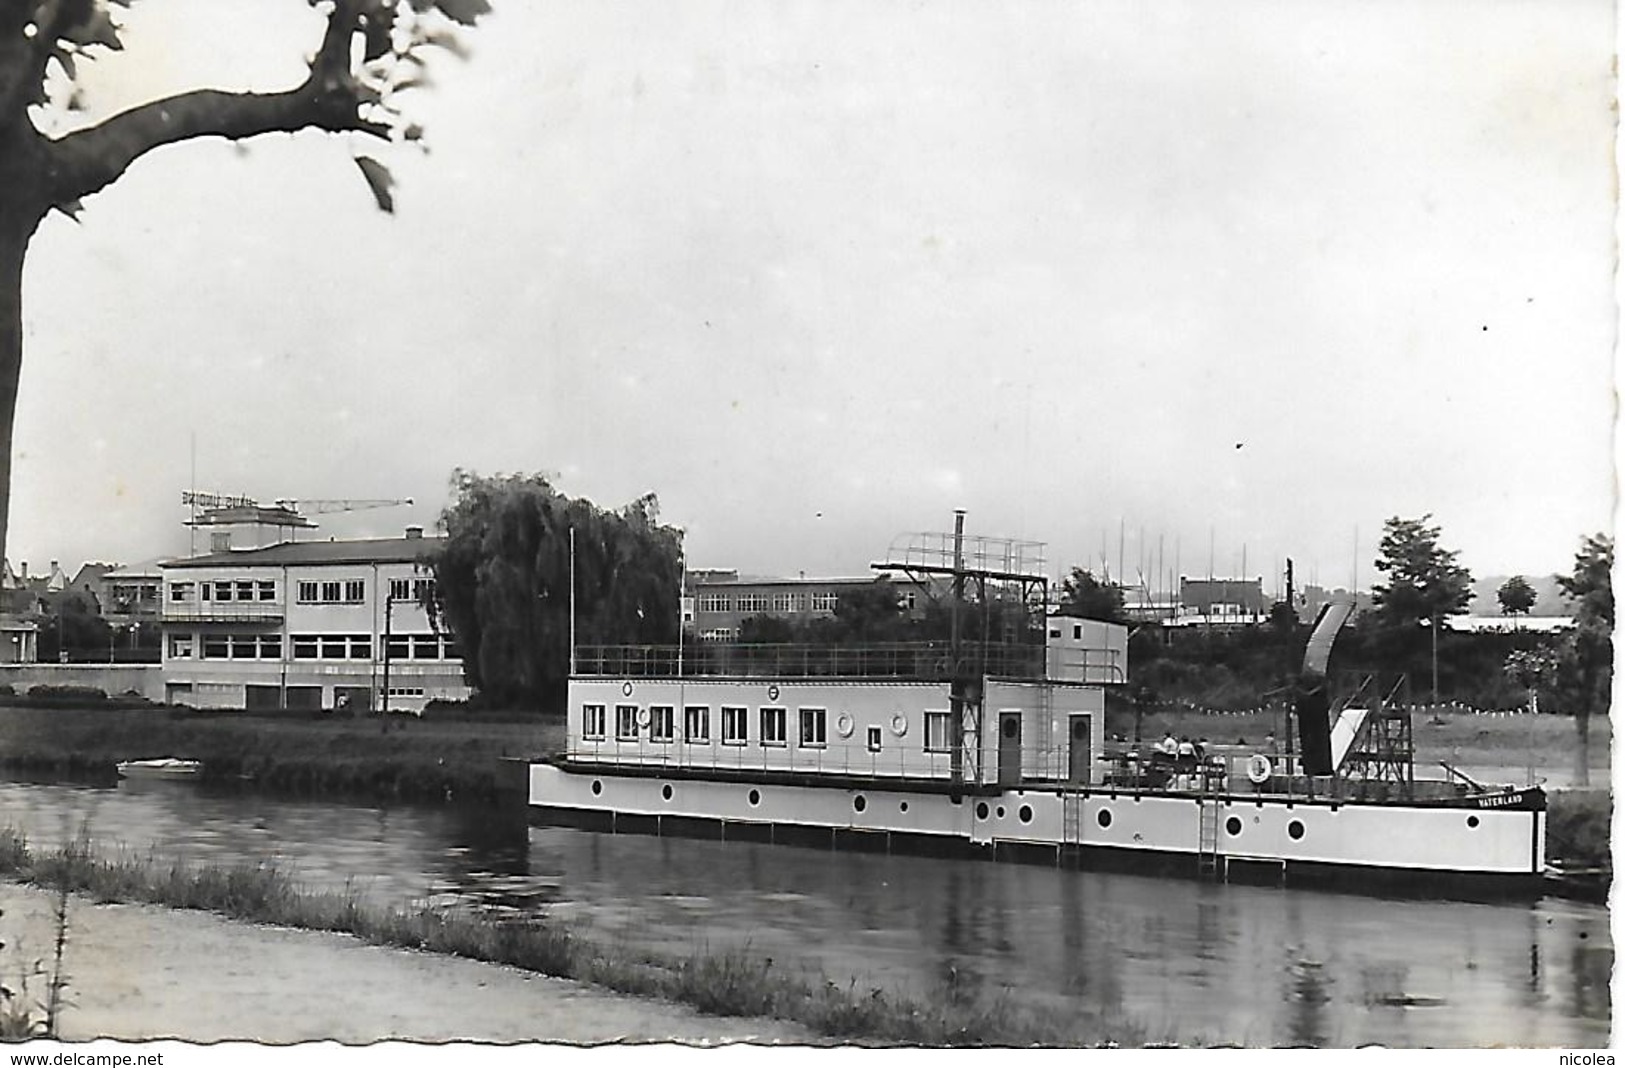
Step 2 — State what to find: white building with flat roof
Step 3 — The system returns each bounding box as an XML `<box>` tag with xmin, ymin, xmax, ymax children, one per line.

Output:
<box><xmin>159</xmin><ymin>528</ymin><xmax>469</xmax><ymax>712</ymax></box>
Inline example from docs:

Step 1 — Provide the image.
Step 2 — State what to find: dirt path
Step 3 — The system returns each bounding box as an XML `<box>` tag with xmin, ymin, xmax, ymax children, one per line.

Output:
<box><xmin>0</xmin><ymin>886</ymin><xmax>810</xmax><ymax>1044</ymax></box>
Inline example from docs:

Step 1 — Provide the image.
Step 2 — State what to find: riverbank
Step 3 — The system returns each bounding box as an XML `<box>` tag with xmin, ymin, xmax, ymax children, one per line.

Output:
<box><xmin>0</xmin><ymin>828</ymin><xmax>1154</xmax><ymax>1046</ymax></box>
<box><xmin>0</xmin><ymin>883</ymin><xmax>807</xmax><ymax>1043</ymax></box>
<box><xmin>0</xmin><ymin>705</ymin><xmax>553</xmax><ymax>804</ymax></box>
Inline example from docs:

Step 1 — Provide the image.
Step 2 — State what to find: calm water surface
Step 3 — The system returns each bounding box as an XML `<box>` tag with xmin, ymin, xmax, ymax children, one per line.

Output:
<box><xmin>0</xmin><ymin>776</ymin><xmax>1608</xmax><ymax>1047</ymax></box>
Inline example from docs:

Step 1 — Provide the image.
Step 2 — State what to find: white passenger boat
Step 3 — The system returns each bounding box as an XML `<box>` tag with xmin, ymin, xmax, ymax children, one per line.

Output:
<box><xmin>116</xmin><ymin>758</ymin><xmax>203</xmax><ymax>781</ymax></box>
<box><xmin>527</xmin><ymin>518</ymin><xmax>1545</xmax><ymax>898</ymax></box>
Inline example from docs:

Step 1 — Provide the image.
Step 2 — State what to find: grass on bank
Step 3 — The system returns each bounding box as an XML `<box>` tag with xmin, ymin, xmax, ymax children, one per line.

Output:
<box><xmin>0</xmin><ymin>706</ymin><xmax>564</xmax><ymax>804</ymax></box>
<box><xmin>0</xmin><ymin>827</ymin><xmax>1146</xmax><ymax>1047</ymax></box>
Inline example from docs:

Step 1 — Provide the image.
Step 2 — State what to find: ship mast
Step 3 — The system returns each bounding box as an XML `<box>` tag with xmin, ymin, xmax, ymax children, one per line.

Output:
<box><xmin>873</xmin><ymin>511</ymin><xmax>1048</xmax><ymax>787</ymax></box>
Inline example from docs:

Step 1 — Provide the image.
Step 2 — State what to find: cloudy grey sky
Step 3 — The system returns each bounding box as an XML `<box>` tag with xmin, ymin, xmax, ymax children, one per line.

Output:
<box><xmin>16</xmin><ymin>0</ymin><xmax>1616</xmax><ymax>593</ymax></box>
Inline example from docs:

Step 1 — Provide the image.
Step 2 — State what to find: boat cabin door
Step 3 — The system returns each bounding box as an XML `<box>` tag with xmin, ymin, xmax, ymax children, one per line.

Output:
<box><xmin>1068</xmin><ymin>714</ymin><xmax>1092</xmax><ymax>784</ymax></box>
<box><xmin>998</xmin><ymin>712</ymin><xmax>1022</xmax><ymax>786</ymax></box>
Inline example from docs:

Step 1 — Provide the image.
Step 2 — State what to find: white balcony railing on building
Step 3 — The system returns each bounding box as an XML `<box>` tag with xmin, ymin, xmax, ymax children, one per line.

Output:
<box><xmin>161</xmin><ymin>602</ymin><xmax>285</xmax><ymax>624</ymax></box>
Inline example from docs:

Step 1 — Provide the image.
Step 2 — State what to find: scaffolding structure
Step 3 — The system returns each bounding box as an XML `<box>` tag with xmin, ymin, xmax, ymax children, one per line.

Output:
<box><xmin>1336</xmin><ymin>673</ymin><xmax>1416</xmax><ymax>801</ymax></box>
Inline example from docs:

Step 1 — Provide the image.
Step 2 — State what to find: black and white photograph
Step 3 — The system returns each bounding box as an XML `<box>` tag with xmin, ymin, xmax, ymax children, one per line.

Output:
<box><xmin>0</xmin><ymin>0</ymin><xmax>1612</xmax><ymax>1054</ymax></box>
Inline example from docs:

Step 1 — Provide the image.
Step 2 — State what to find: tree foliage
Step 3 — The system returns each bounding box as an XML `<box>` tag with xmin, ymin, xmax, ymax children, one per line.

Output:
<box><xmin>0</xmin><ymin>0</ymin><xmax>488</xmax><ymax>562</ymax></box>
<box><xmin>1057</xmin><ymin>567</ymin><xmax>1125</xmax><ymax>623</ymax></box>
<box><xmin>1496</xmin><ymin>575</ymin><xmax>1537</xmax><ymax>617</ymax></box>
<box><xmin>1553</xmin><ymin>533</ymin><xmax>1612</xmax><ymax>784</ymax></box>
<box><xmin>1371</xmin><ymin>515</ymin><xmax>1472</xmax><ymax>627</ymax></box>
<box><xmin>428</xmin><ymin>471</ymin><xmax>683</xmax><ymax>707</ymax></box>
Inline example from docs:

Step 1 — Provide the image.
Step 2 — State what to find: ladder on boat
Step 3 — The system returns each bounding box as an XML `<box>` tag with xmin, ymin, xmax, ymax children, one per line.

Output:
<box><xmin>1059</xmin><ymin>789</ymin><xmax>1084</xmax><ymax>868</ymax></box>
<box><xmin>1196</xmin><ymin>790</ymin><xmax>1223</xmax><ymax>881</ymax></box>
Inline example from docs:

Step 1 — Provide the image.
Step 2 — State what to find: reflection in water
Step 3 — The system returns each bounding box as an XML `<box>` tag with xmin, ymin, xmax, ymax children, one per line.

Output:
<box><xmin>0</xmin><ymin>777</ymin><xmax>1608</xmax><ymax>1047</ymax></box>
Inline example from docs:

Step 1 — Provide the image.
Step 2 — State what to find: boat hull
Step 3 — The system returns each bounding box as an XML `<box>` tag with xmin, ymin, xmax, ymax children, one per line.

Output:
<box><xmin>116</xmin><ymin>759</ymin><xmax>203</xmax><ymax>781</ymax></box>
<box><xmin>527</xmin><ymin>761</ymin><xmax>1546</xmax><ymax>899</ymax></box>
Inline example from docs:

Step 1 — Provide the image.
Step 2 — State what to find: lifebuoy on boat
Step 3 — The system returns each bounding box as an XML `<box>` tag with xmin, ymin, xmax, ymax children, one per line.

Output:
<box><xmin>890</xmin><ymin>713</ymin><xmax>908</xmax><ymax>737</ymax></box>
<box><xmin>1246</xmin><ymin>754</ymin><xmax>1272</xmax><ymax>784</ymax></box>
<box><xmin>835</xmin><ymin>713</ymin><xmax>854</xmax><ymax>738</ymax></box>
<box><xmin>636</xmin><ymin>707</ymin><xmax>651</xmax><ymax>729</ymax></box>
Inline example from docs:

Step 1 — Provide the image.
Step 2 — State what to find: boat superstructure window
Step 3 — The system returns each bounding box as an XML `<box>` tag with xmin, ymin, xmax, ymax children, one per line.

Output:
<box><xmin>649</xmin><ymin>705</ymin><xmax>675</xmax><ymax>743</ymax></box>
<box><xmin>760</xmin><ymin>707</ymin><xmax>787</xmax><ymax>747</ymax></box>
<box><xmin>867</xmin><ymin>726</ymin><xmax>882</xmax><ymax>752</ymax></box>
<box><xmin>799</xmin><ymin>708</ymin><xmax>827</xmax><ymax>748</ymax></box>
<box><xmin>684</xmin><ymin>705</ymin><xmax>710</xmax><ymax>743</ymax></box>
<box><xmin>924</xmin><ymin>711</ymin><xmax>952</xmax><ymax>753</ymax></box>
<box><xmin>582</xmin><ymin>703</ymin><xmax>606</xmax><ymax>740</ymax></box>
<box><xmin>721</xmin><ymin>706</ymin><xmax>748</xmax><ymax>745</ymax></box>
<box><xmin>616</xmin><ymin>704</ymin><xmax>639</xmax><ymax>741</ymax></box>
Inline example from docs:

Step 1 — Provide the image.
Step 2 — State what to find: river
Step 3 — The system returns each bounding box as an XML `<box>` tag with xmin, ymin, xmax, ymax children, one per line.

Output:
<box><xmin>0</xmin><ymin>774</ymin><xmax>1608</xmax><ymax>1047</ymax></box>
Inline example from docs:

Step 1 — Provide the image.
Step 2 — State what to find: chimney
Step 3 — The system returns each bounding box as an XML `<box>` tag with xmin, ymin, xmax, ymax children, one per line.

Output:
<box><xmin>405</xmin><ymin>525</ymin><xmax>423</xmax><ymax>540</ymax></box>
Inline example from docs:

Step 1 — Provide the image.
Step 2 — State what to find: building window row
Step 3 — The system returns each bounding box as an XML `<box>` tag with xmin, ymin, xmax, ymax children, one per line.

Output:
<box><xmin>169</xmin><ymin>632</ymin><xmax>459</xmax><ymax>662</ymax></box>
<box><xmin>585</xmin><ymin>703</ymin><xmax>834</xmax><ymax>750</ymax></box>
<box><xmin>698</xmin><ymin>628</ymin><xmax>738</xmax><ymax>643</ymax></box>
<box><xmin>170</xmin><ymin>580</ymin><xmax>278</xmax><ymax>604</ymax></box>
<box><xmin>383</xmin><ymin>634</ymin><xmax>461</xmax><ymax>661</ymax></box>
<box><xmin>691</xmin><ymin>590</ymin><xmax>850</xmax><ymax>616</ymax></box>
<box><xmin>388</xmin><ymin>577</ymin><xmax>436</xmax><ymax>603</ymax></box>
<box><xmin>291</xmin><ymin>634</ymin><xmax>374</xmax><ymax>660</ymax></box>
<box><xmin>295</xmin><ymin>579</ymin><xmax>367</xmax><ymax>605</ymax></box>
<box><xmin>187</xmin><ymin>634</ymin><xmax>283</xmax><ymax>660</ymax></box>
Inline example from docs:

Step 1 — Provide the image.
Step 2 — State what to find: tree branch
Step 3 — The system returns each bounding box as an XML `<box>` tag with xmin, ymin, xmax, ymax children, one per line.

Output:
<box><xmin>30</xmin><ymin>0</ymin><xmax>384</xmax><ymax>207</ymax></box>
<box><xmin>41</xmin><ymin>78</ymin><xmax>390</xmax><ymax>207</ymax></box>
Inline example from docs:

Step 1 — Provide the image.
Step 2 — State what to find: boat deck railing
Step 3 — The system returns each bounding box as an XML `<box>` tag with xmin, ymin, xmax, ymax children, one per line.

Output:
<box><xmin>574</xmin><ymin>641</ymin><xmax>1047</xmax><ymax>681</ymax></box>
<box><xmin>563</xmin><ymin>738</ymin><xmax>986</xmax><ymax>780</ymax></box>
<box><xmin>1098</xmin><ymin>744</ymin><xmax>1470</xmax><ymax>803</ymax></box>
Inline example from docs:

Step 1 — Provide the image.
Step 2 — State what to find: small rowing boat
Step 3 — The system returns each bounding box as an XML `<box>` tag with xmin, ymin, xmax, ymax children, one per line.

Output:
<box><xmin>116</xmin><ymin>758</ymin><xmax>203</xmax><ymax>781</ymax></box>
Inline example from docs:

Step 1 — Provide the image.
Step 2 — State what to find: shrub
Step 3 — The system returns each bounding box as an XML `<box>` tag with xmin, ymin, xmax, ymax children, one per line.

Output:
<box><xmin>25</xmin><ymin>685</ymin><xmax>106</xmax><ymax>702</ymax></box>
<box><xmin>1547</xmin><ymin>790</ymin><xmax>1612</xmax><ymax>868</ymax></box>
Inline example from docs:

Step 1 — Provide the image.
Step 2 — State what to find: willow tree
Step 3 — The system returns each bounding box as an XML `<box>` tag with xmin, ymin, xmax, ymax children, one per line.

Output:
<box><xmin>430</xmin><ymin>471</ymin><xmax>684</xmax><ymax>707</ymax></box>
<box><xmin>0</xmin><ymin>0</ymin><xmax>487</xmax><ymax>561</ymax></box>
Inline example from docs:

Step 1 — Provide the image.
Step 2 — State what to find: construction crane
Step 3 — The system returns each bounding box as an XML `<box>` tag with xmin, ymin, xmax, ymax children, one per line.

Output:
<box><xmin>271</xmin><ymin>498</ymin><xmax>413</xmax><ymax>516</ymax></box>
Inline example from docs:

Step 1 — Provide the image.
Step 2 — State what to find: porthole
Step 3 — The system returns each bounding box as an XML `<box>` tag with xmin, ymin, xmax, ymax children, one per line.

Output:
<box><xmin>1097</xmin><ymin>809</ymin><xmax>1113</xmax><ymax>829</ymax></box>
<box><xmin>899</xmin><ymin>801</ymin><xmax>909</xmax><ymax>813</ymax></box>
<box><xmin>591</xmin><ymin>779</ymin><xmax>603</xmax><ymax>796</ymax></box>
<box><xmin>976</xmin><ymin>802</ymin><xmax>990</xmax><ymax>820</ymax></box>
<box><xmin>1226</xmin><ymin>816</ymin><xmax>1242</xmax><ymax>836</ymax></box>
<box><xmin>748</xmin><ymin>789</ymin><xmax>761</xmax><ymax>807</ymax></box>
<box><xmin>661</xmin><ymin>784</ymin><xmax>673</xmax><ymax>802</ymax></box>
<box><xmin>1466</xmin><ymin>815</ymin><xmax>1480</xmax><ymax>829</ymax></box>
<box><xmin>854</xmin><ymin>795</ymin><xmax>867</xmax><ymax>813</ymax></box>
<box><xmin>996</xmin><ymin>806</ymin><xmax>1006</xmax><ymax>819</ymax></box>
<box><xmin>1288</xmin><ymin>820</ymin><xmax>1305</xmax><ymax>840</ymax></box>
<box><xmin>1018</xmin><ymin>805</ymin><xmax>1033</xmax><ymax>824</ymax></box>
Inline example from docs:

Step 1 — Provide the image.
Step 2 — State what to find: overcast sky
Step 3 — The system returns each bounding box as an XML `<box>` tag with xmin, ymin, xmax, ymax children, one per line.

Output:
<box><xmin>15</xmin><ymin>0</ymin><xmax>1616</xmax><ymax>594</ymax></box>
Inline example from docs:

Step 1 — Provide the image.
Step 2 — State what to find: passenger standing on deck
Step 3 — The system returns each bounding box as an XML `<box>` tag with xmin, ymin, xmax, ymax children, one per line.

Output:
<box><xmin>1159</xmin><ymin>731</ymin><xmax>1178</xmax><ymax>756</ymax></box>
<box><xmin>1176</xmin><ymin>736</ymin><xmax>1196</xmax><ymax>771</ymax></box>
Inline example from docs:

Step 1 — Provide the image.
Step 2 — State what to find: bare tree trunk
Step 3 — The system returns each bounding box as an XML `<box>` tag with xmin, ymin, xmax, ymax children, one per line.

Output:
<box><xmin>0</xmin><ymin>213</ymin><xmax>31</xmax><ymax>570</ymax></box>
<box><xmin>1575</xmin><ymin>707</ymin><xmax>1591</xmax><ymax>788</ymax></box>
